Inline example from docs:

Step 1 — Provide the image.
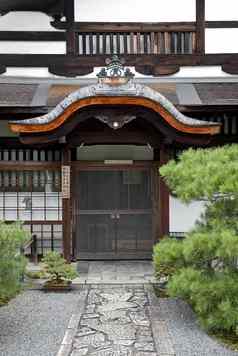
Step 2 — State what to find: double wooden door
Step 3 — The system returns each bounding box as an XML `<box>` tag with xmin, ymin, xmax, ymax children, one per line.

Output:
<box><xmin>72</xmin><ymin>165</ymin><xmax>155</xmax><ymax>259</ymax></box>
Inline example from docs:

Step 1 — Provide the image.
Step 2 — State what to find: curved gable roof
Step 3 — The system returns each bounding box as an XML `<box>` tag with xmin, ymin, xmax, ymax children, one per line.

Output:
<box><xmin>9</xmin><ymin>83</ymin><xmax>221</xmax><ymax>136</ymax></box>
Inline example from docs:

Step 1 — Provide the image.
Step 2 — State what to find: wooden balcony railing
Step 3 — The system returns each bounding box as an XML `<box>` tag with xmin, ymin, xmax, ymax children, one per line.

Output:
<box><xmin>77</xmin><ymin>30</ymin><xmax>196</xmax><ymax>56</ymax></box>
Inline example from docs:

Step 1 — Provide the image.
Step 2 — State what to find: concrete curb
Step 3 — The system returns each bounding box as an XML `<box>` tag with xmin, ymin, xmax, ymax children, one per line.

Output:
<box><xmin>26</xmin><ymin>281</ymin><xmax>161</xmax><ymax>290</ymax></box>
<box><xmin>146</xmin><ymin>284</ymin><xmax>176</xmax><ymax>356</ymax></box>
<box><xmin>56</xmin><ymin>289</ymin><xmax>89</xmax><ymax>356</ymax></box>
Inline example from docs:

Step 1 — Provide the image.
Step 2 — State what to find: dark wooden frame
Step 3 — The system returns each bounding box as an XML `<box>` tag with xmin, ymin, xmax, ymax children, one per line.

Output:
<box><xmin>158</xmin><ymin>147</ymin><xmax>170</xmax><ymax>239</ymax></box>
<box><xmin>0</xmin><ymin>0</ymin><xmax>238</xmax><ymax>75</ymax></box>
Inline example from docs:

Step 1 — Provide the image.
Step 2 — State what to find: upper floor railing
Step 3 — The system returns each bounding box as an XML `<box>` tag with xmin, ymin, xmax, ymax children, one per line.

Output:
<box><xmin>74</xmin><ymin>24</ymin><xmax>196</xmax><ymax>56</ymax></box>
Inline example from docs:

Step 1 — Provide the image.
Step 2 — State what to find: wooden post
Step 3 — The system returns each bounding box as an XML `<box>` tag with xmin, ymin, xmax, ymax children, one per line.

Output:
<box><xmin>196</xmin><ymin>0</ymin><xmax>206</xmax><ymax>54</ymax></box>
<box><xmin>158</xmin><ymin>146</ymin><xmax>170</xmax><ymax>239</ymax></box>
<box><xmin>65</xmin><ymin>0</ymin><xmax>79</xmax><ymax>56</ymax></box>
<box><xmin>62</xmin><ymin>147</ymin><xmax>71</xmax><ymax>262</ymax></box>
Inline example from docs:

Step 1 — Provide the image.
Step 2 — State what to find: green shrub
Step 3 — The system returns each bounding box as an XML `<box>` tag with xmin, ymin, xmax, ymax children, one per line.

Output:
<box><xmin>168</xmin><ymin>269</ymin><xmax>238</xmax><ymax>333</ymax></box>
<box><xmin>42</xmin><ymin>251</ymin><xmax>77</xmax><ymax>284</ymax></box>
<box><xmin>25</xmin><ymin>270</ymin><xmax>47</xmax><ymax>280</ymax></box>
<box><xmin>154</xmin><ymin>228</ymin><xmax>238</xmax><ymax>334</ymax></box>
<box><xmin>0</xmin><ymin>222</ymin><xmax>29</xmax><ymax>303</ymax></box>
<box><xmin>154</xmin><ymin>145</ymin><xmax>238</xmax><ymax>336</ymax></box>
<box><xmin>153</xmin><ymin>238</ymin><xmax>185</xmax><ymax>279</ymax></box>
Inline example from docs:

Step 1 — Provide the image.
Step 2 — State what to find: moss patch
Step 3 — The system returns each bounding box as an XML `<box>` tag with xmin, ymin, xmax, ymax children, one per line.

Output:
<box><xmin>153</xmin><ymin>284</ymin><xmax>169</xmax><ymax>298</ymax></box>
<box><xmin>0</xmin><ymin>296</ymin><xmax>9</xmax><ymax>306</ymax></box>
<box><xmin>25</xmin><ymin>271</ymin><xmax>47</xmax><ymax>280</ymax></box>
<box><xmin>211</xmin><ymin>332</ymin><xmax>238</xmax><ymax>352</ymax></box>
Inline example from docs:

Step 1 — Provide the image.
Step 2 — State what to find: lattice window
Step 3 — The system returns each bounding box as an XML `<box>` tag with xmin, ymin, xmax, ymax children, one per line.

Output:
<box><xmin>0</xmin><ymin>149</ymin><xmax>61</xmax><ymax>162</ymax></box>
<box><xmin>0</xmin><ymin>170</ymin><xmax>62</xmax><ymax>221</ymax></box>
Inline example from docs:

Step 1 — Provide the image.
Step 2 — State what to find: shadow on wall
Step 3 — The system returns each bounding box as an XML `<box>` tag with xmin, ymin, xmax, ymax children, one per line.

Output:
<box><xmin>169</xmin><ymin>196</ymin><xmax>205</xmax><ymax>233</ymax></box>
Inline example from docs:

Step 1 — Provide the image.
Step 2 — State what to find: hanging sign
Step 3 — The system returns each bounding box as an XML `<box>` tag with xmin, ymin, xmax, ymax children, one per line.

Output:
<box><xmin>62</xmin><ymin>165</ymin><xmax>71</xmax><ymax>199</ymax></box>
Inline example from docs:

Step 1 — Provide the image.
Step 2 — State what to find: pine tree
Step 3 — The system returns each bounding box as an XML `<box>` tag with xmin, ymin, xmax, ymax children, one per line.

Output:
<box><xmin>153</xmin><ymin>144</ymin><xmax>238</xmax><ymax>334</ymax></box>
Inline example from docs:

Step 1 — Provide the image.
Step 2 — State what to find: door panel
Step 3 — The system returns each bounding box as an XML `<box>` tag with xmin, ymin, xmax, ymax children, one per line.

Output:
<box><xmin>78</xmin><ymin>171</ymin><xmax>117</xmax><ymax>210</ymax></box>
<box><xmin>73</xmin><ymin>166</ymin><xmax>154</xmax><ymax>259</ymax></box>
<box><xmin>117</xmin><ymin>170</ymin><xmax>151</xmax><ymax>210</ymax></box>
<box><xmin>77</xmin><ymin>214</ymin><xmax>114</xmax><ymax>252</ymax></box>
<box><xmin>116</xmin><ymin>214</ymin><xmax>153</xmax><ymax>253</ymax></box>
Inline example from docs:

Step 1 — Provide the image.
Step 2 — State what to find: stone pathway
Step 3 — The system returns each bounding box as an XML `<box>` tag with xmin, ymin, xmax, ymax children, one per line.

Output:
<box><xmin>72</xmin><ymin>285</ymin><xmax>155</xmax><ymax>356</ymax></box>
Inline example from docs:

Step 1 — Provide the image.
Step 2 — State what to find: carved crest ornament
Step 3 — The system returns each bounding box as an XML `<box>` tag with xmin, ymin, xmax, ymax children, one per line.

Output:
<box><xmin>97</xmin><ymin>55</ymin><xmax>135</xmax><ymax>86</ymax></box>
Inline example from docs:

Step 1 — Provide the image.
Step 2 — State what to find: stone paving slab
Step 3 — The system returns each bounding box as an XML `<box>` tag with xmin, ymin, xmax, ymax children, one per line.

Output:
<box><xmin>75</xmin><ymin>261</ymin><xmax>156</xmax><ymax>284</ymax></box>
<box><xmin>26</xmin><ymin>261</ymin><xmax>157</xmax><ymax>286</ymax></box>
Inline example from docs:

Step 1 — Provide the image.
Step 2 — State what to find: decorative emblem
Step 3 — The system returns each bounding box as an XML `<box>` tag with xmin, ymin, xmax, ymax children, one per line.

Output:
<box><xmin>97</xmin><ymin>55</ymin><xmax>135</xmax><ymax>86</ymax></box>
<box><xmin>95</xmin><ymin>113</ymin><xmax>136</xmax><ymax>130</ymax></box>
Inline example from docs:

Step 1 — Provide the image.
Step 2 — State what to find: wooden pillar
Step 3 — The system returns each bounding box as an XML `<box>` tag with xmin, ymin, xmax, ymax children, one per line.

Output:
<box><xmin>65</xmin><ymin>0</ymin><xmax>79</xmax><ymax>56</ymax></box>
<box><xmin>196</xmin><ymin>0</ymin><xmax>205</xmax><ymax>54</ymax></box>
<box><xmin>158</xmin><ymin>146</ymin><xmax>170</xmax><ymax>239</ymax></box>
<box><xmin>62</xmin><ymin>147</ymin><xmax>71</xmax><ymax>262</ymax></box>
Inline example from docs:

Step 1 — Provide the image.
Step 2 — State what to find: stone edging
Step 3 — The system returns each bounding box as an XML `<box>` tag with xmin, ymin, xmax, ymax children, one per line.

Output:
<box><xmin>56</xmin><ymin>288</ymin><xmax>89</xmax><ymax>356</ymax></box>
<box><xmin>146</xmin><ymin>285</ymin><xmax>175</xmax><ymax>356</ymax></box>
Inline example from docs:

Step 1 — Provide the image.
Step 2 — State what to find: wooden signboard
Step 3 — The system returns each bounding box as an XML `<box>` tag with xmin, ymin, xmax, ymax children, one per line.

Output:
<box><xmin>62</xmin><ymin>165</ymin><xmax>70</xmax><ymax>199</ymax></box>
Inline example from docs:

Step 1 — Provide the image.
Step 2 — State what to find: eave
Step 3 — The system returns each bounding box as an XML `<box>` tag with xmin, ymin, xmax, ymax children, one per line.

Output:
<box><xmin>9</xmin><ymin>83</ymin><xmax>221</xmax><ymax>137</ymax></box>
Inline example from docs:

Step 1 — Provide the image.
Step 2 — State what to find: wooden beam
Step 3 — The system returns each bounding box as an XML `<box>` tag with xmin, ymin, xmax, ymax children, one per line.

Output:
<box><xmin>0</xmin><ymin>161</ymin><xmax>60</xmax><ymax>170</ymax></box>
<box><xmin>1</xmin><ymin>53</ymin><xmax>238</xmax><ymax>74</ymax></box>
<box><xmin>0</xmin><ymin>32</ymin><xmax>65</xmax><ymax>41</ymax></box>
<box><xmin>0</xmin><ymin>107</ymin><xmax>48</xmax><ymax>114</ymax></box>
<box><xmin>47</xmin><ymin>20</ymin><xmax>238</xmax><ymax>32</ymax></box>
<box><xmin>62</xmin><ymin>147</ymin><xmax>71</xmax><ymax>262</ymax></box>
<box><xmin>64</xmin><ymin>0</ymin><xmax>79</xmax><ymax>56</ymax></box>
<box><xmin>206</xmin><ymin>21</ymin><xmax>238</xmax><ymax>28</ymax></box>
<box><xmin>51</xmin><ymin>21</ymin><xmax>196</xmax><ymax>32</ymax></box>
<box><xmin>196</xmin><ymin>0</ymin><xmax>205</xmax><ymax>54</ymax></box>
<box><xmin>158</xmin><ymin>146</ymin><xmax>170</xmax><ymax>239</ymax></box>
<box><xmin>67</xmin><ymin>130</ymin><xmax>161</xmax><ymax>147</ymax></box>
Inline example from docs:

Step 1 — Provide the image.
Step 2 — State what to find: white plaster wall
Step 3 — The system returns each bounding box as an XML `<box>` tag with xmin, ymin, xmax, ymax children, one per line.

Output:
<box><xmin>206</xmin><ymin>29</ymin><xmax>238</xmax><ymax>54</ymax></box>
<box><xmin>74</xmin><ymin>0</ymin><xmax>196</xmax><ymax>22</ymax></box>
<box><xmin>169</xmin><ymin>196</ymin><xmax>206</xmax><ymax>233</ymax></box>
<box><xmin>0</xmin><ymin>41</ymin><xmax>65</xmax><ymax>54</ymax></box>
<box><xmin>206</xmin><ymin>0</ymin><xmax>238</xmax><ymax>21</ymax></box>
<box><xmin>0</xmin><ymin>12</ymin><xmax>57</xmax><ymax>31</ymax></box>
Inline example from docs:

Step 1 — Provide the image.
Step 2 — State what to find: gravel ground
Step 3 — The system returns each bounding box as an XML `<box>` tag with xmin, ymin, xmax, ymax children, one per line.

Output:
<box><xmin>1</xmin><ymin>287</ymin><xmax>237</xmax><ymax>356</ymax></box>
<box><xmin>0</xmin><ymin>290</ymin><xmax>81</xmax><ymax>356</ymax></box>
<box><xmin>157</xmin><ymin>298</ymin><xmax>238</xmax><ymax>356</ymax></box>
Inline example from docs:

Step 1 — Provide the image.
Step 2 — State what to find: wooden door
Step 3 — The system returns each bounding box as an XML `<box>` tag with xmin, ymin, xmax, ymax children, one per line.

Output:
<box><xmin>72</xmin><ymin>164</ymin><xmax>154</xmax><ymax>259</ymax></box>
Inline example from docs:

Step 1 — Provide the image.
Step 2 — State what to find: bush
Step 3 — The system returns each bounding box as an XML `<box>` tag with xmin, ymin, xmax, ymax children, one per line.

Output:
<box><xmin>154</xmin><ymin>145</ymin><xmax>238</xmax><ymax>336</ymax></box>
<box><xmin>153</xmin><ymin>228</ymin><xmax>238</xmax><ymax>335</ymax></box>
<box><xmin>168</xmin><ymin>268</ymin><xmax>238</xmax><ymax>333</ymax></box>
<box><xmin>0</xmin><ymin>222</ymin><xmax>29</xmax><ymax>303</ymax></box>
<box><xmin>42</xmin><ymin>251</ymin><xmax>77</xmax><ymax>284</ymax></box>
<box><xmin>25</xmin><ymin>270</ymin><xmax>47</xmax><ymax>280</ymax></box>
<box><xmin>153</xmin><ymin>238</ymin><xmax>185</xmax><ymax>279</ymax></box>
